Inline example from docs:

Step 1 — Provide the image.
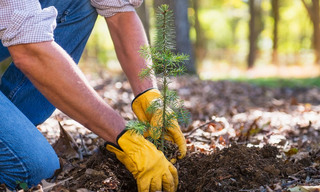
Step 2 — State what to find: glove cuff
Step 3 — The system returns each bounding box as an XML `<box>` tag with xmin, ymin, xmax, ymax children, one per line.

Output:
<box><xmin>104</xmin><ymin>129</ymin><xmax>127</xmax><ymax>151</ymax></box>
<box><xmin>131</xmin><ymin>88</ymin><xmax>157</xmax><ymax>108</ymax></box>
<box><xmin>131</xmin><ymin>88</ymin><xmax>162</xmax><ymax>123</ymax></box>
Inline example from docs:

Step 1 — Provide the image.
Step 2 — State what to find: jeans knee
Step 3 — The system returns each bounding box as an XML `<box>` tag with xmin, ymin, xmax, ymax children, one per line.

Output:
<box><xmin>26</xmin><ymin>150</ymin><xmax>60</xmax><ymax>188</ymax></box>
<box><xmin>0</xmin><ymin>141</ymin><xmax>60</xmax><ymax>190</ymax></box>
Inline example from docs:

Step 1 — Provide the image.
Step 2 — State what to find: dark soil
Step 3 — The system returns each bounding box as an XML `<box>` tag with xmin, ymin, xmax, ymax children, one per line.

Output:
<box><xmin>52</xmin><ymin>144</ymin><xmax>315</xmax><ymax>192</ymax></box>
<box><xmin>178</xmin><ymin>145</ymin><xmax>298</xmax><ymax>192</ymax></box>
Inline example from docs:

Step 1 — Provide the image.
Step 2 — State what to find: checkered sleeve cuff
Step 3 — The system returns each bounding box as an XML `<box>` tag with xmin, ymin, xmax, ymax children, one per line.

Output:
<box><xmin>91</xmin><ymin>0</ymin><xmax>143</xmax><ymax>18</ymax></box>
<box><xmin>2</xmin><ymin>6</ymin><xmax>57</xmax><ymax>47</ymax></box>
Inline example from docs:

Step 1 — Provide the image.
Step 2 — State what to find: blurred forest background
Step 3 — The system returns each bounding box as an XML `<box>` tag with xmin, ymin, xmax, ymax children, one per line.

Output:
<box><xmin>1</xmin><ymin>0</ymin><xmax>320</xmax><ymax>82</ymax></box>
<box><xmin>81</xmin><ymin>0</ymin><xmax>320</xmax><ymax>81</ymax></box>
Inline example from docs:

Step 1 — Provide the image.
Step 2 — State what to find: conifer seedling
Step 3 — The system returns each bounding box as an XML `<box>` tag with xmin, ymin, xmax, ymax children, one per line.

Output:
<box><xmin>127</xmin><ymin>4</ymin><xmax>190</xmax><ymax>154</ymax></box>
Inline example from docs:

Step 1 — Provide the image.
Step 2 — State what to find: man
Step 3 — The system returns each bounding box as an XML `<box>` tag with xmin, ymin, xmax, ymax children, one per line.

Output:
<box><xmin>0</xmin><ymin>0</ymin><xmax>186</xmax><ymax>191</ymax></box>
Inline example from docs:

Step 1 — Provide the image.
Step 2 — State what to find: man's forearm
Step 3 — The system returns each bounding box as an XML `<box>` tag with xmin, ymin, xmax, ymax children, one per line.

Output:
<box><xmin>8</xmin><ymin>41</ymin><xmax>124</xmax><ymax>144</ymax></box>
<box><xmin>106</xmin><ymin>12</ymin><xmax>157</xmax><ymax>96</ymax></box>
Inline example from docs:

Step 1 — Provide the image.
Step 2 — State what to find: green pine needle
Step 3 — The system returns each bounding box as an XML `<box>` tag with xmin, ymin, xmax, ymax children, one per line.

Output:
<box><xmin>126</xmin><ymin>120</ymin><xmax>148</xmax><ymax>135</ymax></box>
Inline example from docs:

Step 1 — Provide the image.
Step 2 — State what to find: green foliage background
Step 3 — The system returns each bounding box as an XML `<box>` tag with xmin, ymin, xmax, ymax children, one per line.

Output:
<box><xmin>79</xmin><ymin>0</ymin><xmax>314</xmax><ymax>75</ymax></box>
<box><xmin>0</xmin><ymin>0</ymin><xmax>316</xmax><ymax>80</ymax></box>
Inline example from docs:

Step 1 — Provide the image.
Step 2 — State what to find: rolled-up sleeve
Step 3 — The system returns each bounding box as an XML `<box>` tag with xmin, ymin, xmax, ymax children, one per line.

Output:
<box><xmin>0</xmin><ymin>0</ymin><xmax>57</xmax><ymax>47</ymax></box>
<box><xmin>91</xmin><ymin>0</ymin><xmax>143</xmax><ymax>18</ymax></box>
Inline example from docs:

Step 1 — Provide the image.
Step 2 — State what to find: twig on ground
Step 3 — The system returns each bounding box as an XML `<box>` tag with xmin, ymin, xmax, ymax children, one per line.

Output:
<box><xmin>185</xmin><ymin>119</ymin><xmax>218</xmax><ymax>137</ymax></box>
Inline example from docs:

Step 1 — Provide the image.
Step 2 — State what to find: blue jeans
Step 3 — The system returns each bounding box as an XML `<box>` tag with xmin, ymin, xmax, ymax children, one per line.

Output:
<box><xmin>0</xmin><ymin>0</ymin><xmax>97</xmax><ymax>190</ymax></box>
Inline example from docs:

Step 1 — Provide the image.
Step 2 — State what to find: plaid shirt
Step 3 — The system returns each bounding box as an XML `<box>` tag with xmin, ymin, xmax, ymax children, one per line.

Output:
<box><xmin>0</xmin><ymin>0</ymin><xmax>142</xmax><ymax>47</ymax></box>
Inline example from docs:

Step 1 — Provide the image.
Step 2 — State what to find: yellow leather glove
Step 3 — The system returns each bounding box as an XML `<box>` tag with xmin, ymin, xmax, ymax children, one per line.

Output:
<box><xmin>132</xmin><ymin>88</ymin><xmax>186</xmax><ymax>159</ymax></box>
<box><xmin>106</xmin><ymin>130</ymin><xmax>178</xmax><ymax>192</ymax></box>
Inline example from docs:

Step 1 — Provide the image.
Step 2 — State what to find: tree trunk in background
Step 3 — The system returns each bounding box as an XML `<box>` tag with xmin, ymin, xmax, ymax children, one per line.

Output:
<box><xmin>174</xmin><ymin>0</ymin><xmax>196</xmax><ymax>74</ymax></box>
<box><xmin>192</xmin><ymin>0</ymin><xmax>206</xmax><ymax>70</ymax></box>
<box><xmin>153</xmin><ymin>0</ymin><xmax>196</xmax><ymax>74</ymax></box>
<box><xmin>248</xmin><ymin>0</ymin><xmax>263</xmax><ymax>69</ymax></box>
<box><xmin>136</xmin><ymin>1</ymin><xmax>150</xmax><ymax>42</ymax></box>
<box><xmin>301</xmin><ymin>0</ymin><xmax>320</xmax><ymax>64</ymax></box>
<box><xmin>313</xmin><ymin>0</ymin><xmax>320</xmax><ymax>64</ymax></box>
<box><xmin>271</xmin><ymin>0</ymin><xmax>279</xmax><ymax>65</ymax></box>
<box><xmin>248</xmin><ymin>0</ymin><xmax>256</xmax><ymax>69</ymax></box>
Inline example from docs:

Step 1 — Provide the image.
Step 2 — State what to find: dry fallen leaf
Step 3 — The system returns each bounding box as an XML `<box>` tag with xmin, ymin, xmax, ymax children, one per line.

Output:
<box><xmin>52</xmin><ymin>122</ymin><xmax>80</xmax><ymax>160</ymax></box>
<box><xmin>289</xmin><ymin>186</ymin><xmax>320</xmax><ymax>192</ymax></box>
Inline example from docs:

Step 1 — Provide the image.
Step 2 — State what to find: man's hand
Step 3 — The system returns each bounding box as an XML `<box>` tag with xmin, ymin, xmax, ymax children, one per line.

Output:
<box><xmin>132</xmin><ymin>89</ymin><xmax>187</xmax><ymax>159</ymax></box>
<box><xmin>106</xmin><ymin>130</ymin><xmax>178</xmax><ymax>192</ymax></box>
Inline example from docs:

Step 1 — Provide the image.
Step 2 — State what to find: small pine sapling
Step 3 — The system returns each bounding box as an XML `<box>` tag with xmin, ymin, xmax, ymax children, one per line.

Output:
<box><xmin>127</xmin><ymin>4</ymin><xmax>191</xmax><ymax>154</ymax></box>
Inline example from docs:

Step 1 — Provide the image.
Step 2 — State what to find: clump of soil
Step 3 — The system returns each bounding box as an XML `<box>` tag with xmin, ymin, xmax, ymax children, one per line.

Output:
<box><xmin>55</xmin><ymin>144</ymin><xmax>300</xmax><ymax>192</ymax></box>
<box><xmin>178</xmin><ymin>144</ymin><xmax>298</xmax><ymax>191</ymax></box>
<box><xmin>54</xmin><ymin>146</ymin><xmax>137</xmax><ymax>191</ymax></box>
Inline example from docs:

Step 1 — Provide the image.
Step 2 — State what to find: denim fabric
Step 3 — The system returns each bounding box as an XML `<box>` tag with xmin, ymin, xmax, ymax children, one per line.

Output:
<box><xmin>0</xmin><ymin>91</ymin><xmax>60</xmax><ymax>190</ymax></box>
<box><xmin>0</xmin><ymin>43</ymin><xmax>9</xmax><ymax>62</ymax></box>
<box><xmin>0</xmin><ymin>0</ymin><xmax>97</xmax><ymax>189</ymax></box>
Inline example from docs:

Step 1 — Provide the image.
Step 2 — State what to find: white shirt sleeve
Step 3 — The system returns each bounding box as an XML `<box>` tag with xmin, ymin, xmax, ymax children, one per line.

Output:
<box><xmin>90</xmin><ymin>0</ymin><xmax>143</xmax><ymax>18</ymax></box>
<box><xmin>0</xmin><ymin>0</ymin><xmax>57</xmax><ymax>47</ymax></box>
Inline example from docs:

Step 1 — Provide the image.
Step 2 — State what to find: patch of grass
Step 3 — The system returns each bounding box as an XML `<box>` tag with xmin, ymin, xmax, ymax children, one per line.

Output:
<box><xmin>223</xmin><ymin>77</ymin><xmax>320</xmax><ymax>88</ymax></box>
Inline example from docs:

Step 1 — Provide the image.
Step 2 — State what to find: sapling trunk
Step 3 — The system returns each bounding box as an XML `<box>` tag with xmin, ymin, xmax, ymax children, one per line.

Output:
<box><xmin>161</xmin><ymin>78</ymin><xmax>167</xmax><ymax>151</ymax></box>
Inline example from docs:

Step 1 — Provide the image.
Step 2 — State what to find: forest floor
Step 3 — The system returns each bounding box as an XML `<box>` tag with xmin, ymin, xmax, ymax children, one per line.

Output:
<box><xmin>32</xmin><ymin>74</ymin><xmax>320</xmax><ymax>192</ymax></box>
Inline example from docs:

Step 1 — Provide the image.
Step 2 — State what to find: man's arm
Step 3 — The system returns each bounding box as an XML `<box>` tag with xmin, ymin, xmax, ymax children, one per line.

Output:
<box><xmin>8</xmin><ymin>41</ymin><xmax>124</xmax><ymax>144</ymax></box>
<box><xmin>105</xmin><ymin>11</ymin><xmax>157</xmax><ymax>96</ymax></box>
